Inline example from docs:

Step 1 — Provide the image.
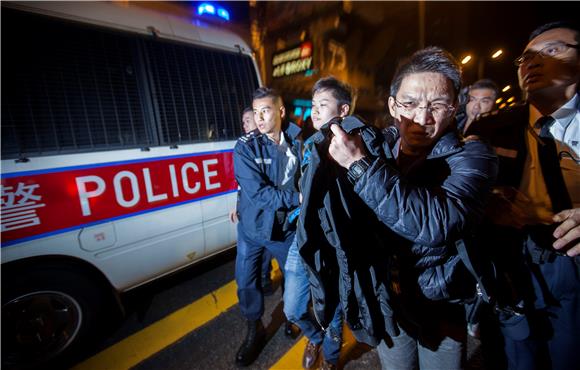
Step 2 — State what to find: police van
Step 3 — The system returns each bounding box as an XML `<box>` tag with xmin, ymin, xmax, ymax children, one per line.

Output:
<box><xmin>1</xmin><ymin>2</ymin><xmax>260</xmax><ymax>367</ymax></box>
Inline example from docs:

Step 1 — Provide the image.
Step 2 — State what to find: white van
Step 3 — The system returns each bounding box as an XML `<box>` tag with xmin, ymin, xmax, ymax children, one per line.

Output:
<box><xmin>1</xmin><ymin>2</ymin><xmax>260</xmax><ymax>367</ymax></box>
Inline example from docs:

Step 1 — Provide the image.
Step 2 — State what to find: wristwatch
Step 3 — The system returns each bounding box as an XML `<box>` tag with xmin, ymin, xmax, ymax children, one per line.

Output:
<box><xmin>347</xmin><ymin>156</ymin><xmax>372</xmax><ymax>184</ymax></box>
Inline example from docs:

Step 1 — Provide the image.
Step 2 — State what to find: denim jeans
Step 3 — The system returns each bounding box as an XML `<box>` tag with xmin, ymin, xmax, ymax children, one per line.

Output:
<box><xmin>377</xmin><ymin>322</ymin><xmax>464</xmax><ymax>370</ymax></box>
<box><xmin>283</xmin><ymin>238</ymin><xmax>343</xmax><ymax>364</ymax></box>
<box><xmin>236</xmin><ymin>223</ymin><xmax>292</xmax><ymax>321</ymax></box>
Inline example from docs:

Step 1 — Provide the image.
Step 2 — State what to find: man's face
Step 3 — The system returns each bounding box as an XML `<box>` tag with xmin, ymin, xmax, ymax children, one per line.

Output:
<box><xmin>242</xmin><ymin>111</ymin><xmax>257</xmax><ymax>133</ymax></box>
<box><xmin>388</xmin><ymin>72</ymin><xmax>456</xmax><ymax>152</ymax></box>
<box><xmin>253</xmin><ymin>96</ymin><xmax>285</xmax><ymax>137</ymax></box>
<box><xmin>466</xmin><ymin>88</ymin><xmax>496</xmax><ymax>122</ymax></box>
<box><xmin>311</xmin><ymin>89</ymin><xmax>349</xmax><ymax>130</ymax></box>
<box><xmin>517</xmin><ymin>27</ymin><xmax>580</xmax><ymax>96</ymax></box>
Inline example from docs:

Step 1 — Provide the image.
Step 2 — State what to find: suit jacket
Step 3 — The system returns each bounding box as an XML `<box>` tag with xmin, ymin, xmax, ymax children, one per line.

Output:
<box><xmin>465</xmin><ymin>103</ymin><xmax>579</xmax><ymax>314</ymax></box>
<box><xmin>465</xmin><ymin>103</ymin><xmax>529</xmax><ymax>189</ymax></box>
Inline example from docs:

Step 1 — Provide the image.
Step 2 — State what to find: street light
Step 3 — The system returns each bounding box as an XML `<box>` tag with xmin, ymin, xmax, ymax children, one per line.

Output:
<box><xmin>491</xmin><ymin>49</ymin><xmax>503</xmax><ymax>59</ymax></box>
<box><xmin>461</xmin><ymin>55</ymin><xmax>472</xmax><ymax>65</ymax></box>
<box><xmin>502</xmin><ymin>85</ymin><xmax>511</xmax><ymax>92</ymax></box>
<box><xmin>461</xmin><ymin>49</ymin><xmax>505</xmax><ymax>80</ymax></box>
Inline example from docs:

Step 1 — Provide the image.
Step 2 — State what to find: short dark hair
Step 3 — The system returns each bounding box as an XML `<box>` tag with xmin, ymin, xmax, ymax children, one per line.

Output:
<box><xmin>252</xmin><ymin>87</ymin><xmax>282</xmax><ymax>105</ymax></box>
<box><xmin>469</xmin><ymin>79</ymin><xmax>499</xmax><ymax>99</ymax></box>
<box><xmin>529</xmin><ymin>20</ymin><xmax>580</xmax><ymax>42</ymax></box>
<box><xmin>390</xmin><ymin>46</ymin><xmax>462</xmax><ymax>101</ymax></box>
<box><xmin>312</xmin><ymin>76</ymin><xmax>353</xmax><ymax>108</ymax></box>
<box><xmin>242</xmin><ymin>107</ymin><xmax>253</xmax><ymax>115</ymax></box>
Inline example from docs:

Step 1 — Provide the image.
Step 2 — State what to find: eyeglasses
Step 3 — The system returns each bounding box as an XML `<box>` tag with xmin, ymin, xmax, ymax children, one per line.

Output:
<box><xmin>514</xmin><ymin>42</ymin><xmax>580</xmax><ymax>67</ymax></box>
<box><xmin>393</xmin><ymin>98</ymin><xmax>455</xmax><ymax>118</ymax></box>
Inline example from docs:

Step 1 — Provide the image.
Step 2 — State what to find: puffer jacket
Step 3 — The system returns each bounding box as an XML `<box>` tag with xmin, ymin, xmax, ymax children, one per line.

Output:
<box><xmin>356</xmin><ymin>129</ymin><xmax>498</xmax><ymax>300</ymax></box>
<box><xmin>297</xmin><ymin>116</ymin><xmax>498</xmax><ymax>345</ymax></box>
<box><xmin>358</xmin><ymin>126</ymin><xmax>499</xmax><ymax>339</ymax></box>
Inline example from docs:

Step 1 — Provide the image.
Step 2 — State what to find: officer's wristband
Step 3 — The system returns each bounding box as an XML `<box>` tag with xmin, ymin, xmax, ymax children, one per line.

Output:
<box><xmin>347</xmin><ymin>156</ymin><xmax>372</xmax><ymax>184</ymax></box>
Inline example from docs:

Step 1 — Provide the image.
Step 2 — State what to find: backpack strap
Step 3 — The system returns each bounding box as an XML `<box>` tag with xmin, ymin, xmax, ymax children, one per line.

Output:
<box><xmin>455</xmin><ymin>238</ymin><xmax>494</xmax><ymax>304</ymax></box>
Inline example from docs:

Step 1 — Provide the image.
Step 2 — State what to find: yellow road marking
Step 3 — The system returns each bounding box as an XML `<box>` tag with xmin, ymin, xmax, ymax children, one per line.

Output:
<box><xmin>269</xmin><ymin>323</ymin><xmax>358</xmax><ymax>370</ymax></box>
<box><xmin>270</xmin><ymin>336</ymin><xmax>309</xmax><ymax>369</ymax></box>
<box><xmin>73</xmin><ymin>260</ymin><xmax>281</xmax><ymax>370</ymax></box>
<box><xmin>72</xmin><ymin>281</ymin><xmax>238</xmax><ymax>370</ymax></box>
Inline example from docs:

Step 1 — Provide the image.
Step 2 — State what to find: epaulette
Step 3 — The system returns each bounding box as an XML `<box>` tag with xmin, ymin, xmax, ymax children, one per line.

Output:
<box><xmin>238</xmin><ymin>129</ymin><xmax>259</xmax><ymax>143</ymax></box>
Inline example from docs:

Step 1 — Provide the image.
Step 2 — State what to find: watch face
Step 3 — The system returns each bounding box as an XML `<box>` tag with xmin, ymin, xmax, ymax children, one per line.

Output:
<box><xmin>352</xmin><ymin>163</ymin><xmax>364</xmax><ymax>176</ymax></box>
<box><xmin>348</xmin><ymin>157</ymin><xmax>370</xmax><ymax>184</ymax></box>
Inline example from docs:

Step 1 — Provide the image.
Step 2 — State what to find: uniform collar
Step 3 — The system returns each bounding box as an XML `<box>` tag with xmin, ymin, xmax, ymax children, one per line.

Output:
<box><xmin>259</xmin><ymin>121</ymin><xmax>302</xmax><ymax>145</ymax></box>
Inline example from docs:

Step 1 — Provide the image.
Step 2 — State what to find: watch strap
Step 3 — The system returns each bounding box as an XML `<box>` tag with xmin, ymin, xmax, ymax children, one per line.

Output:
<box><xmin>347</xmin><ymin>156</ymin><xmax>372</xmax><ymax>184</ymax></box>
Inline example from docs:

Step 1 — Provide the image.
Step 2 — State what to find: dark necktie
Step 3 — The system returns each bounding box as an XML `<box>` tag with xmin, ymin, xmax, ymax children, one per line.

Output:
<box><xmin>536</xmin><ymin>116</ymin><xmax>572</xmax><ymax>213</ymax></box>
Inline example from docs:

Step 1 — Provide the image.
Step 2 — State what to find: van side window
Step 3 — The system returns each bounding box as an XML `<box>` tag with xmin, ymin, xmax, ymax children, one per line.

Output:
<box><xmin>2</xmin><ymin>8</ymin><xmax>151</xmax><ymax>158</ymax></box>
<box><xmin>144</xmin><ymin>40</ymin><xmax>257</xmax><ymax>144</ymax></box>
<box><xmin>2</xmin><ymin>8</ymin><xmax>258</xmax><ymax>159</ymax></box>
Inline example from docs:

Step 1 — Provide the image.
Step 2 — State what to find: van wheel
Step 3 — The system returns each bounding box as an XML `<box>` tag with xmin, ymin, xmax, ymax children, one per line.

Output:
<box><xmin>1</xmin><ymin>267</ymin><xmax>108</xmax><ymax>369</ymax></box>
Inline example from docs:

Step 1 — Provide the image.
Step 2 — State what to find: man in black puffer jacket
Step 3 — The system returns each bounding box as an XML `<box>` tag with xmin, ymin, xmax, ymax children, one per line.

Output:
<box><xmin>325</xmin><ymin>47</ymin><xmax>498</xmax><ymax>369</ymax></box>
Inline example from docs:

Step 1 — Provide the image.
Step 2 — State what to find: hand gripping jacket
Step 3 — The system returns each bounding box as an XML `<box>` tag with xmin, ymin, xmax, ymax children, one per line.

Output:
<box><xmin>297</xmin><ymin>116</ymin><xmax>498</xmax><ymax>346</ymax></box>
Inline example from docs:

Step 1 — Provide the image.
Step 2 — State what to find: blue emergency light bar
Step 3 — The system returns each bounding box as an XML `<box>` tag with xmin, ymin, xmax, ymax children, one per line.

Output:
<box><xmin>198</xmin><ymin>3</ymin><xmax>230</xmax><ymax>21</ymax></box>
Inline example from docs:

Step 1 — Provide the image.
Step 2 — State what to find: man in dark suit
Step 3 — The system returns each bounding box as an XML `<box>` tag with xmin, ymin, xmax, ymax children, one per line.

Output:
<box><xmin>467</xmin><ymin>21</ymin><xmax>579</xmax><ymax>370</ymax></box>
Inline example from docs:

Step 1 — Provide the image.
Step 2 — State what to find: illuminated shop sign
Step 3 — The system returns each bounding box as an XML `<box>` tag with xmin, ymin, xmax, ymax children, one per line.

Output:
<box><xmin>272</xmin><ymin>41</ymin><xmax>313</xmax><ymax>78</ymax></box>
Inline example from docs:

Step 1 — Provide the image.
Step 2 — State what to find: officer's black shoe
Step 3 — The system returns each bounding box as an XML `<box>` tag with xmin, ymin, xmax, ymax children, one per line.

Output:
<box><xmin>235</xmin><ymin>319</ymin><xmax>265</xmax><ymax>367</ymax></box>
<box><xmin>262</xmin><ymin>276</ymin><xmax>274</xmax><ymax>296</ymax></box>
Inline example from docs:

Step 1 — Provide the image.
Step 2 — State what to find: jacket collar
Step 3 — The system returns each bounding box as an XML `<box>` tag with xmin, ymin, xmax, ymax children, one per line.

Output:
<box><xmin>257</xmin><ymin>121</ymin><xmax>302</xmax><ymax>145</ymax></box>
<box><xmin>285</xmin><ymin>121</ymin><xmax>302</xmax><ymax>141</ymax></box>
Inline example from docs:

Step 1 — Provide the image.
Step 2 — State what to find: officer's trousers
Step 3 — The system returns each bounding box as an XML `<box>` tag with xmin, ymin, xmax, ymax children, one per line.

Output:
<box><xmin>235</xmin><ymin>224</ymin><xmax>292</xmax><ymax>321</ymax></box>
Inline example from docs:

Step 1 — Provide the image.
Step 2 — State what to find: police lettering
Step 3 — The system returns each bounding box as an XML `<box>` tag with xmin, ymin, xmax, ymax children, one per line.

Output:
<box><xmin>76</xmin><ymin>159</ymin><xmax>221</xmax><ymax>216</ymax></box>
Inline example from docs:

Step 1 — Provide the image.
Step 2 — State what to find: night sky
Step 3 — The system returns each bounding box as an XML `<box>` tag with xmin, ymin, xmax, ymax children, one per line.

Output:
<box><xmin>186</xmin><ymin>1</ymin><xmax>579</xmax><ymax>102</ymax></box>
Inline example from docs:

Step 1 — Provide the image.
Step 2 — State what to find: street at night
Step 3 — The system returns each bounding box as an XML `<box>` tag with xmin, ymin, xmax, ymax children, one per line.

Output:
<box><xmin>2</xmin><ymin>1</ymin><xmax>579</xmax><ymax>370</ymax></box>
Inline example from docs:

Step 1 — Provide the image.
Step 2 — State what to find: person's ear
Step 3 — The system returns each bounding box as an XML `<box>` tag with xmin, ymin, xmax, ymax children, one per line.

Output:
<box><xmin>388</xmin><ymin>96</ymin><xmax>397</xmax><ymax>117</ymax></box>
<box><xmin>279</xmin><ymin>104</ymin><xmax>286</xmax><ymax>120</ymax></box>
<box><xmin>339</xmin><ymin>104</ymin><xmax>350</xmax><ymax>117</ymax></box>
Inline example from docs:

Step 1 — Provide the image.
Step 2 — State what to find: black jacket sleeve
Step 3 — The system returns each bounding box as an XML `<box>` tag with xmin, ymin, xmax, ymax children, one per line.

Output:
<box><xmin>354</xmin><ymin>140</ymin><xmax>498</xmax><ymax>246</ymax></box>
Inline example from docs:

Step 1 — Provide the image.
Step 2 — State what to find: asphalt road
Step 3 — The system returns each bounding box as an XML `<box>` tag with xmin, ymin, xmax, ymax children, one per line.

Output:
<box><xmin>66</xmin><ymin>248</ymin><xmax>484</xmax><ymax>370</ymax></box>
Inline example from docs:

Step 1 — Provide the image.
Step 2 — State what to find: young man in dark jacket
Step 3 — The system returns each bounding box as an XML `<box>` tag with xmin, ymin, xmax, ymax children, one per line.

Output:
<box><xmin>284</xmin><ymin>77</ymin><xmax>352</xmax><ymax>370</ymax></box>
<box><xmin>467</xmin><ymin>21</ymin><xmax>580</xmax><ymax>370</ymax></box>
<box><xmin>328</xmin><ymin>47</ymin><xmax>498</xmax><ymax>369</ymax></box>
<box><xmin>233</xmin><ymin>88</ymin><xmax>301</xmax><ymax>366</ymax></box>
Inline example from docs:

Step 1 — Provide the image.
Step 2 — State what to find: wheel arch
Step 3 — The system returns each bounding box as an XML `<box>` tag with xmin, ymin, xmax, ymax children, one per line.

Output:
<box><xmin>1</xmin><ymin>254</ymin><xmax>124</xmax><ymax>315</ymax></box>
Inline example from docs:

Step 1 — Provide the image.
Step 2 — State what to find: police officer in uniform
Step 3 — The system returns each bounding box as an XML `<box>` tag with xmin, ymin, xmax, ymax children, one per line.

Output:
<box><xmin>233</xmin><ymin>87</ymin><xmax>301</xmax><ymax>366</ymax></box>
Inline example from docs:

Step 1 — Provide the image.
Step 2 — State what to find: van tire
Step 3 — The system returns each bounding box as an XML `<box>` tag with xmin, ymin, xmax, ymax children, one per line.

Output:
<box><xmin>1</xmin><ymin>266</ymin><xmax>109</xmax><ymax>369</ymax></box>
